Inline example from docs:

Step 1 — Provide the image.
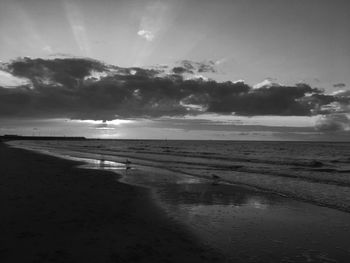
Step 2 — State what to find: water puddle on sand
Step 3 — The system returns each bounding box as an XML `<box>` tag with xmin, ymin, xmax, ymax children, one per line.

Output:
<box><xmin>8</xmin><ymin>146</ymin><xmax>350</xmax><ymax>263</ymax></box>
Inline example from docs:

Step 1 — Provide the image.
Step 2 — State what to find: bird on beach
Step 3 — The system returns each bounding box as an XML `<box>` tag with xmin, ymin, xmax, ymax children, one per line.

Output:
<box><xmin>99</xmin><ymin>155</ymin><xmax>105</xmax><ymax>168</ymax></box>
<box><xmin>211</xmin><ymin>174</ymin><xmax>220</xmax><ymax>185</ymax></box>
<box><xmin>125</xmin><ymin>159</ymin><xmax>131</xmax><ymax>170</ymax></box>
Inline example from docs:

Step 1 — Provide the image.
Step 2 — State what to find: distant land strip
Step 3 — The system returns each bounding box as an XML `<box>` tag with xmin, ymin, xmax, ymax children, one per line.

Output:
<box><xmin>0</xmin><ymin>135</ymin><xmax>86</xmax><ymax>141</ymax></box>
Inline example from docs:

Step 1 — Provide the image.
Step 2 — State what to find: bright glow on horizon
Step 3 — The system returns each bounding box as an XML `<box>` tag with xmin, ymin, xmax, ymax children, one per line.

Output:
<box><xmin>74</xmin><ymin>119</ymin><xmax>135</xmax><ymax>126</ymax></box>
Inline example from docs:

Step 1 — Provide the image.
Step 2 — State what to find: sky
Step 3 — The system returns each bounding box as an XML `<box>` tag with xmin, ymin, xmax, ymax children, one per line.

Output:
<box><xmin>0</xmin><ymin>0</ymin><xmax>349</xmax><ymax>140</ymax></box>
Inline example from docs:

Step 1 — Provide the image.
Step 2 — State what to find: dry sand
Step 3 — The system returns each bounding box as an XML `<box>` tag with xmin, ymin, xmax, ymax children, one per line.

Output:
<box><xmin>0</xmin><ymin>142</ymin><xmax>223</xmax><ymax>263</ymax></box>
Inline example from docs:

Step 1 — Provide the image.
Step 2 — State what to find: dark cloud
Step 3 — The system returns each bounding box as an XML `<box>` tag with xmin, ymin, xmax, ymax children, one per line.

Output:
<box><xmin>172</xmin><ymin>67</ymin><xmax>193</xmax><ymax>74</ymax></box>
<box><xmin>333</xmin><ymin>83</ymin><xmax>346</xmax><ymax>88</ymax></box>
<box><xmin>178</xmin><ymin>60</ymin><xmax>216</xmax><ymax>73</ymax></box>
<box><xmin>0</xmin><ymin>57</ymin><xmax>349</xmax><ymax>121</ymax></box>
<box><xmin>93</xmin><ymin>121</ymin><xmax>115</xmax><ymax>130</ymax></box>
<box><xmin>7</xmin><ymin>57</ymin><xmax>107</xmax><ymax>88</ymax></box>
<box><xmin>315</xmin><ymin>114</ymin><xmax>350</xmax><ymax>132</ymax></box>
<box><xmin>207</xmin><ymin>83</ymin><xmax>317</xmax><ymax>115</ymax></box>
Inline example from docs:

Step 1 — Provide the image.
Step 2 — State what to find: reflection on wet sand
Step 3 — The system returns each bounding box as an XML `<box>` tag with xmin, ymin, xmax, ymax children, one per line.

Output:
<box><xmin>122</xmin><ymin>167</ymin><xmax>350</xmax><ymax>263</ymax></box>
<box><xmin>156</xmin><ymin>183</ymin><xmax>276</xmax><ymax>207</ymax></box>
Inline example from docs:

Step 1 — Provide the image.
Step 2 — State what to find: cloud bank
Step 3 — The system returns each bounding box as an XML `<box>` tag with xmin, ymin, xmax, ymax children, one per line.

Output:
<box><xmin>315</xmin><ymin>114</ymin><xmax>350</xmax><ymax>132</ymax></box>
<box><xmin>0</xmin><ymin>58</ymin><xmax>349</xmax><ymax>130</ymax></box>
<box><xmin>333</xmin><ymin>83</ymin><xmax>346</xmax><ymax>88</ymax></box>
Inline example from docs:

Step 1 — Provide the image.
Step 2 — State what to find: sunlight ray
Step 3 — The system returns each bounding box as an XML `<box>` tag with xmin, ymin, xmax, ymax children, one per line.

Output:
<box><xmin>3</xmin><ymin>1</ymin><xmax>52</xmax><ymax>55</ymax></box>
<box><xmin>63</xmin><ymin>0</ymin><xmax>91</xmax><ymax>57</ymax></box>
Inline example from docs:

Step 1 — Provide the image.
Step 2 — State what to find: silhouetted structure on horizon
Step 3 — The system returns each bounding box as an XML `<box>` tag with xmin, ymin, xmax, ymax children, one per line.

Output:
<box><xmin>0</xmin><ymin>135</ymin><xmax>86</xmax><ymax>141</ymax></box>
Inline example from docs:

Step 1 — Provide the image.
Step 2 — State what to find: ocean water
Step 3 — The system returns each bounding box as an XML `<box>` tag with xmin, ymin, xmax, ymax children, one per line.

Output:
<box><xmin>7</xmin><ymin>139</ymin><xmax>350</xmax><ymax>262</ymax></box>
<box><xmin>8</xmin><ymin>140</ymin><xmax>350</xmax><ymax>211</ymax></box>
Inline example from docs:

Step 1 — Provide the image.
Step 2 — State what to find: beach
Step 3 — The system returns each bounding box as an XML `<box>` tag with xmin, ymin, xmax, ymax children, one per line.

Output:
<box><xmin>2</xmin><ymin>140</ymin><xmax>350</xmax><ymax>262</ymax></box>
<box><xmin>0</xmin><ymin>142</ymin><xmax>222</xmax><ymax>263</ymax></box>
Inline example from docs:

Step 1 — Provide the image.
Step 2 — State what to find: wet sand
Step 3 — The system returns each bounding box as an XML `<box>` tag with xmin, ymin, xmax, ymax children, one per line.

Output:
<box><xmin>121</xmin><ymin>166</ymin><xmax>350</xmax><ymax>263</ymax></box>
<box><xmin>0</xmin><ymin>143</ymin><xmax>222</xmax><ymax>263</ymax></box>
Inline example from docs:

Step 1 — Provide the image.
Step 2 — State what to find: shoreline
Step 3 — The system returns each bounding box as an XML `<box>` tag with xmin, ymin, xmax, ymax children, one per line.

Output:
<box><xmin>7</xmin><ymin>140</ymin><xmax>350</xmax><ymax>214</ymax></box>
<box><xmin>0</xmin><ymin>143</ymin><xmax>223</xmax><ymax>262</ymax></box>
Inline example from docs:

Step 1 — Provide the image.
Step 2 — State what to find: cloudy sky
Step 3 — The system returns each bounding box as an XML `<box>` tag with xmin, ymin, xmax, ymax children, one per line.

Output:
<box><xmin>0</xmin><ymin>0</ymin><xmax>349</xmax><ymax>140</ymax></box>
